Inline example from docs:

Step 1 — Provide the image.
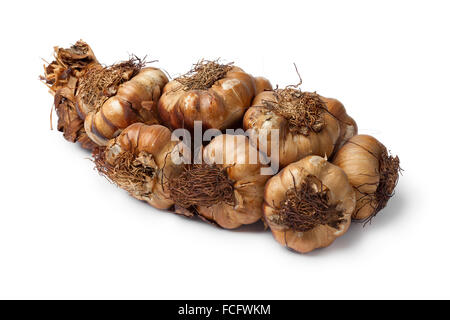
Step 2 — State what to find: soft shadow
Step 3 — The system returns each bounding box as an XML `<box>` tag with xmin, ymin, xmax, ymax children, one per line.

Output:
<box><xmin>364</xmin><ymin>192</ymin><xmax>406</xmax><ymax>228</ymax></box>
<box><xmin>230</xmin><ymin>220</ymin><xmax>267</xmax><ymax>233</ymax></box>
<box><xmin>306</xmin><ymin>192</ymin><xmax>407</xmax><ymax>256</ymax></box>
<box><xmin>175</xmin><ymin>214</ymin><xmax>267</xmax><ymax>234</ymax></box>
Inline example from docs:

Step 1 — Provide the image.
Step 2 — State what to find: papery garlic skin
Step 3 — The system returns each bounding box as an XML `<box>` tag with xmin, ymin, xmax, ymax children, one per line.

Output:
<box><xmin>263</xmin><ymin>156</ymin><xmax>355</xmax><ymax>253</ymax></box>
<box><xmin>78</xmin><ymin>67</ymin><xmax>168</xmax><ymax>146</ymax></box>
<box><xmin>41</xmin><ymin>41</ymin><xmax>100</xmax><ymax>149</ymax></box>
<box><xmin>244</xmin><ymin>92</ymin><xmax>344</xmax><ymax>168</ymax></box>
<box><xmin>332</xmin><ymin>134</ymin><xmax>400</xmax><ymax>221</ymax></box>
<box><xmin>99</xmin><ymin>123</ymin><xmax>185</xmax><ymax>210</ymax></box>
<box><xmin>194</xmin><ymin>134</ymin><xmax>272</xmax><ymax>229</ymax></box>
<box><xmin>320</xmin><ymin>96</ymin><xmax>358</xmax><ymax>151</ymax></box>
<box><xmin>158</xmin><ymin>65</ymin><xmax>271</xmax><ymax>131</ymax></box>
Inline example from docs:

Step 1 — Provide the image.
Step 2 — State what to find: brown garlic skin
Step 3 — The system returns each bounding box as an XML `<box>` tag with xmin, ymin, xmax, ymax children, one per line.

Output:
<box><xmin>102</xmin><ymin>123</ymin><xmax>184</xmax><ymax>209</ymax></box>
<box><xmin>41</xmin><ymin>41</ymin><xmax>99</xmax><ymax>149</ymax></box>
<box><xmin>77</xmin><ymin>67</ymin><xmax>168</xmax><ymax>146</ymax></box>
<box><xmin>320</xmin><ymin>96</ymin><xmax>358</xmax><ymax>151</ymax></box>
<box><xmin>180</xmin><ymin>134</ymin><xmax>271</xmax><ymax>229</ymax></box>
<box><xmin>43</xmin><ymin>41</ymin><xmax>98</xmax><ymax>93</ymax></box>
<box><xmin>158</xmin><ymin>66</ymin><xmax>271</xmax><ymax>131</ymax></box>
<box><xmin>263</xmin><ymin>156</ymin><xmax>355</xmax><ymax>253</ymax></box>
<box><xmin>243</xmin><ymin>92</ymin><xmax>352</xmax><ymax>168</ymax></box>
<box><xmin>332</xmin><ymin>135</ymin><xmax>400</xmax><ymax>221</ymax></box>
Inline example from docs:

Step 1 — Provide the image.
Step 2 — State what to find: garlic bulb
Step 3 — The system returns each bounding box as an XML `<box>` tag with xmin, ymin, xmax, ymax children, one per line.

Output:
<box><xmin>332</xmin><ymin>135</ymin><xmax>400</xmax><ymax>221</ymax></box>
<box><xmin>94</xmin><ymin>123</ymin><xmax>186</xmax><ymax>209</ymax></box>
<box><xmin>169</xmin><ymin>134</ymin><xmax>271</xmax><ymax>229</ymax></box>
<box><xmin>243</xmin><ymin>88</ymin><xmax>353</xmax><ymax>168</ymax></box>
<box><xmin>263</xmin><ymin>156</ymin><xmax>355</xmax><ymax>253</ymax></box>
<box><xmin>76</xmin><ymin>62</ymin><xmax>168</xmax><ymax>146</ymax></box>
<box><xmin>42</xmin><ymin>41</ymin><xmax>168</xmax><ymax>149</ymax></box>
<box><xmin>158</xmin><ymin>60</ymin><xmax>271</xmax><ymax>131</ymax></box>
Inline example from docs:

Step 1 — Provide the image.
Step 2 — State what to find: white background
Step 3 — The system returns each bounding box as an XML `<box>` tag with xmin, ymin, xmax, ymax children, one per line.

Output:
<box><xmin>0</xmin><ymin>0</ymin><xmax>448</xmax><ymax>299</ymax></box>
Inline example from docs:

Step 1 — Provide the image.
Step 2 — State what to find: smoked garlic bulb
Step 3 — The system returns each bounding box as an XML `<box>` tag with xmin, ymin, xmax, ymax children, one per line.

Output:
<box><xmin>263</xmin><ymin>156</ymin><xmax>355</xmax><ymax>253</ymax></box>
<box><xmin>332</xmin><ymin>135</ymin><xmax>400</xmax><ymax>221</ymax></box>
<box><xmin>41</xmin><ymin>40</ymin><xmax>99</xmax><ymax>149</ymax></box>
<box><xmin>158</xmin><ymin>60</ymin><xmax>271</xmax><ymax>131</ymax></box>
<box><xmin>243</xmin><ymin>88</ymin><xmax>356</xmax><ymax>168</ymax></box>
<box><xmin>76</xmin><ymin>61</ymin><xmax>168</xmax><ymax>146</ymax></box>
<box><xmin>168</xmin><ymin>134</ymin><xmax>271</xmax><ymax>229</ymax></box>
<box><xmin>42</xmin><ymin>41</ymin><xmax>168</xmax><ymax>149</ymax></box>
<box><xmin>94</xmin><ymin>123</ymin><xmax>186</xmax><ymax>209</ymax></box>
